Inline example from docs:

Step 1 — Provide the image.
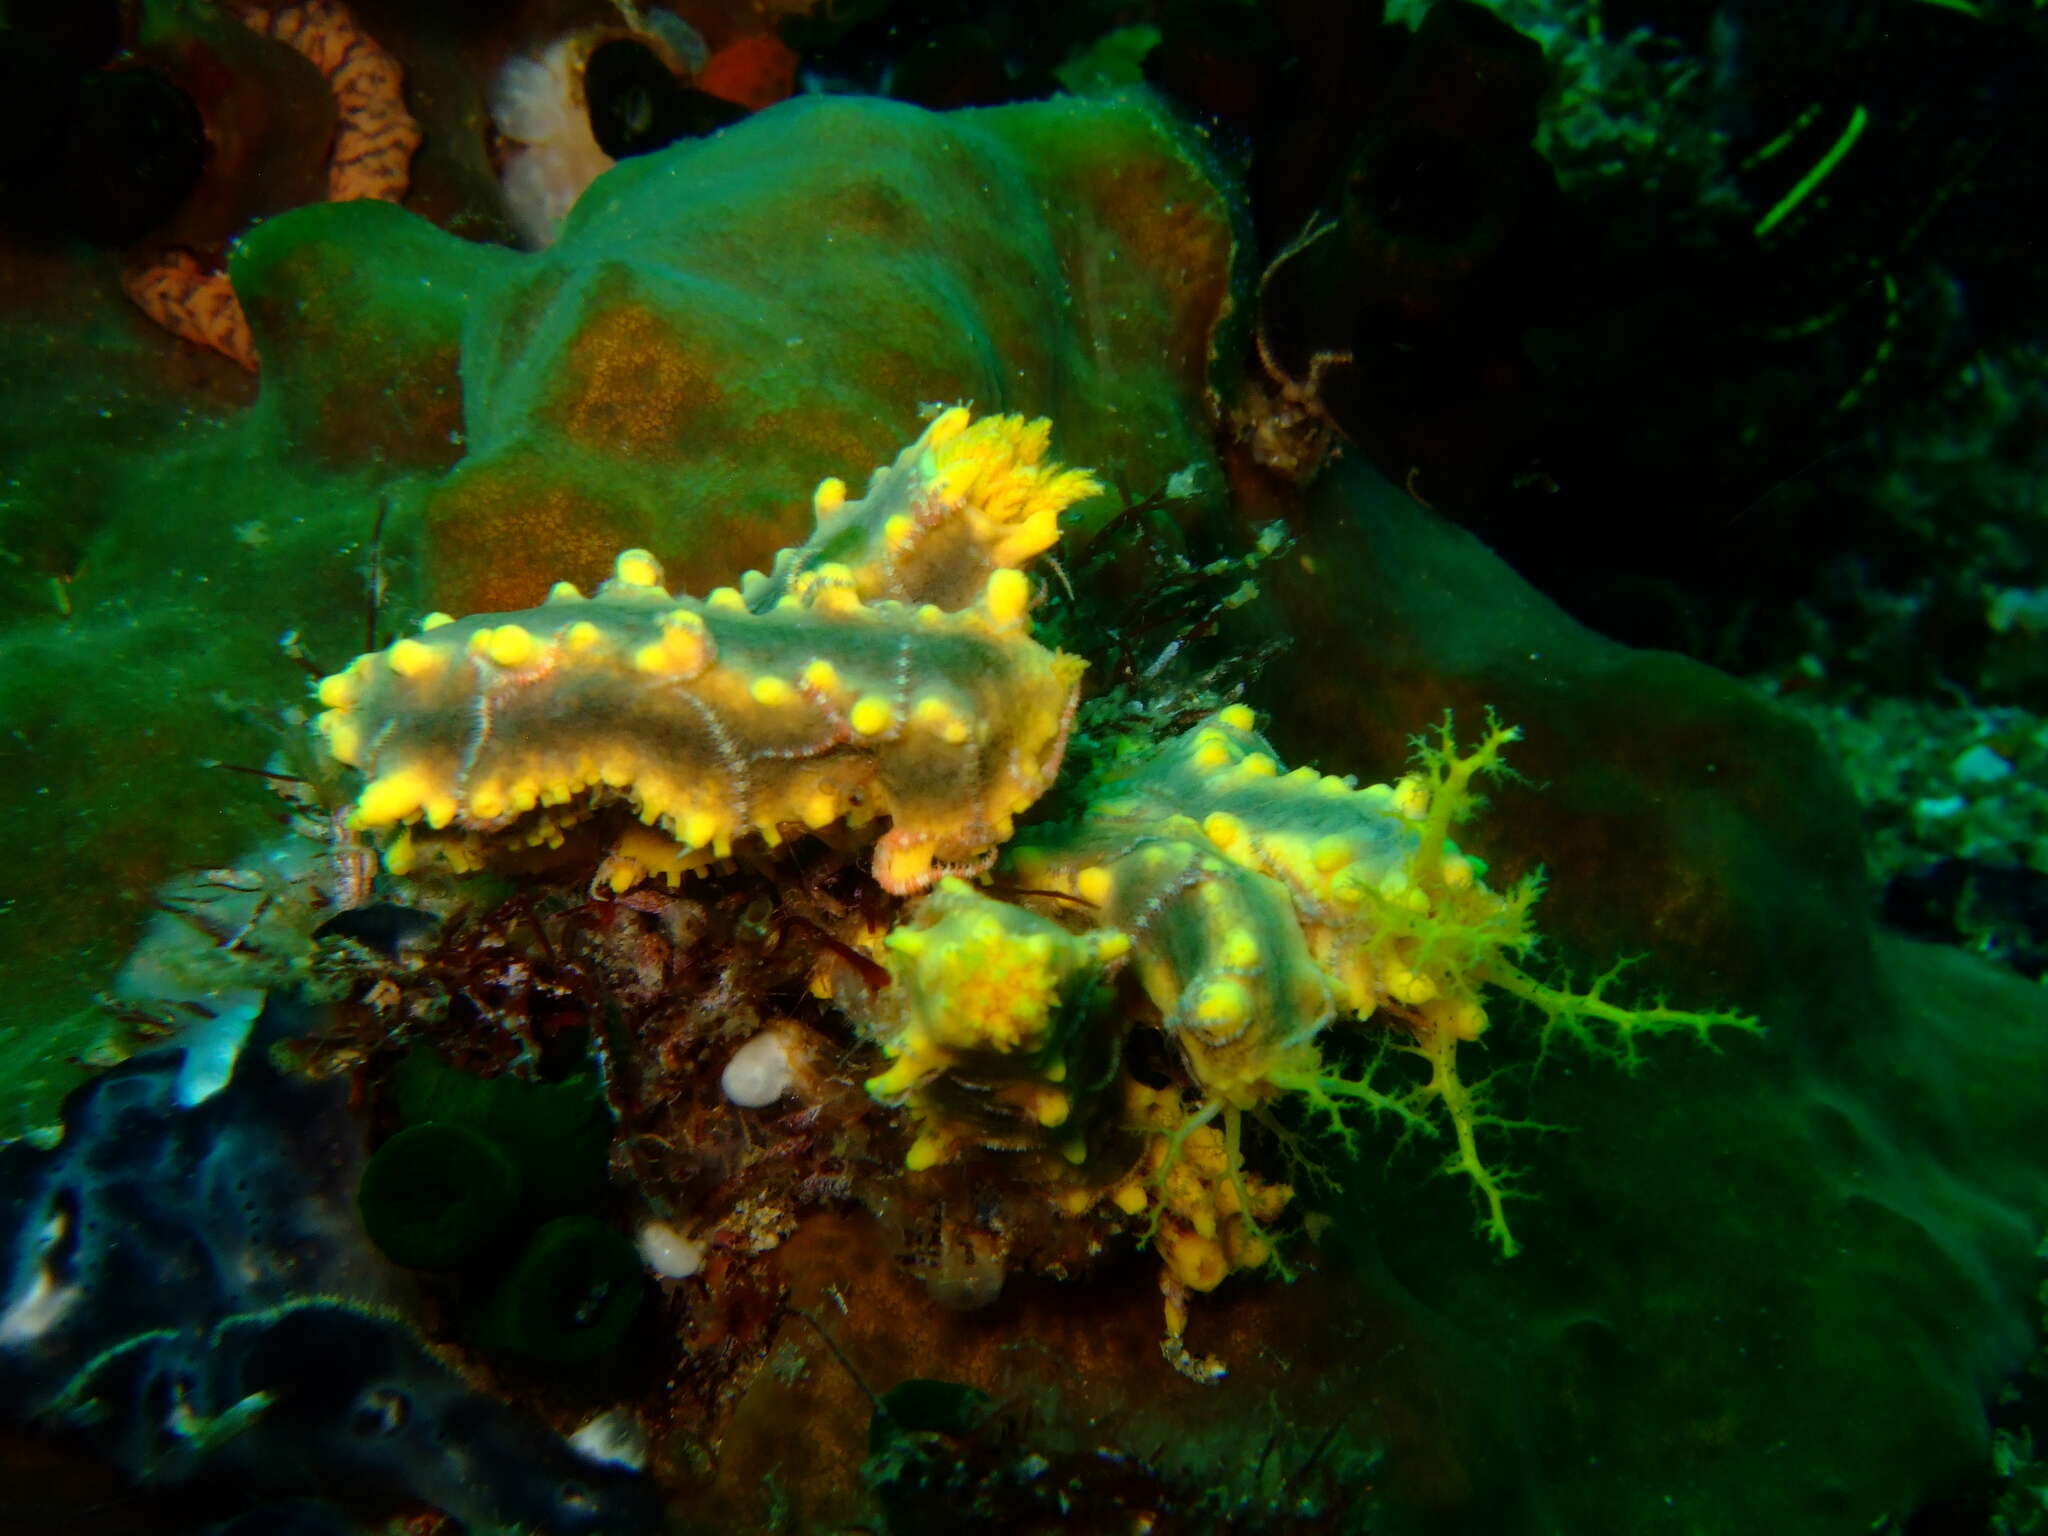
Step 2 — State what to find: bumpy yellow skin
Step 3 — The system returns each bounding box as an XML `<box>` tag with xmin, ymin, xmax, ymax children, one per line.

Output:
<box><xmin>311</xmin><ymin>411</ymin><xmax>1099</xmax><ymax>894</ymax></box>
<box><xmin>1011</xmin><ymin>708</ymin><xmax>1758</xmax><ymax>1255</ymax></box>
<box><xmin>865</xmin><ymin>878</ymin><xmax>1131</xmax><ymax>1170</ymax></box>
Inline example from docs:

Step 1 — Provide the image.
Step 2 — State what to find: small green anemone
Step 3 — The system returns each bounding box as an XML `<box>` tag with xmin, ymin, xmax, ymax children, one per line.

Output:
<box><xmin>478</xmin><ymin>1215</ymin><xmax>644</xmax><ymax>1363</ymax></box>
<box><xmin>356</xmin><ymin>1121</ymin><xmax>523</xmax><ymax>1270</ymax></box>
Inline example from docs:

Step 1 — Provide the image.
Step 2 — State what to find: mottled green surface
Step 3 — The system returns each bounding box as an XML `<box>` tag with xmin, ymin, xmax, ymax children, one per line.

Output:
<box><xmin>1254</xmin><ymin>462</ymin><xmax>2048</xmax><ymax>1531</ymax></box>
<box><xmin>0</xmin><ymin>339</ymin><xmax>384</xmax><ymax>1136</ymax></box>
<box><xmin>236</xmin><ymin>92</ymin><xmax>1240</xmax><ymax>616</ymax></box>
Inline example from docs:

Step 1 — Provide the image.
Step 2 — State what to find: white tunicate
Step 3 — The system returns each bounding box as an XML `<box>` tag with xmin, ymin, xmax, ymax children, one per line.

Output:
<box><xmin>172</xmin><ymin>988</ymin><xmax>265</xmax><ymax>1107</ymax></box>
<box><xmin>490</xmin><ymin>40</ymin><xmax>615</xmax><ymax>249</ymax></box>
<box><xmin>636</xmin><ymin>1220</ymin><xmax>705</xmax><ymax>1280</ymax></box>
<box><xmin>0</xmin><ymin>1269</ymin><xmax>81</xmax><ymax>1345</ymax></box>
<box><xmin>720</xmin><ymin>1031</ymin><xmax>796</xmax><ymax>1107</ymax></box>
<box><xmin>567</xmin><ymin>1407</ymin><xmax>649</xmax><ymax>1471</ymax></box>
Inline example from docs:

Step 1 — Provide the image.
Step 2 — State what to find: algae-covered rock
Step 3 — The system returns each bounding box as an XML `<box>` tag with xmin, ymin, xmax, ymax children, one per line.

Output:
<box><xmin>1242</xmin><ymin>458</ymin><xmax>2048</xmax><ymax>1531</ymax></box>
<box><xmin>231</xmin><ymin>91</ymin><xmax>1241</xmax><ymax>614</ymax></box>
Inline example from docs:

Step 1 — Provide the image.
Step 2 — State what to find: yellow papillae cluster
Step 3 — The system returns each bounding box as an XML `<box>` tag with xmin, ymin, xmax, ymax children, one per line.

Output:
<box><xmin>309</xmin><ymin>411</ymin><xmax>1102</xmax><ymax>895</ymax></box>
<box><xmin>1105</xmin><ymin>1080</ymin><xmax>1292</xmax><ymax>1295</ymax></box>
<box><xmin>864</xmin><ymin>879</ymin><xmax>1131</xmax><ymax>1170</ymax></box>
<box><xmin>1009</xmin><ymin>707</ymin><xmax>1757</xmax><ymax>1255</ymax></box>
<box><xmin>753</xmin><ymin>408</ymin><xmax>1103</xmax><ymax>612</ymax></box>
